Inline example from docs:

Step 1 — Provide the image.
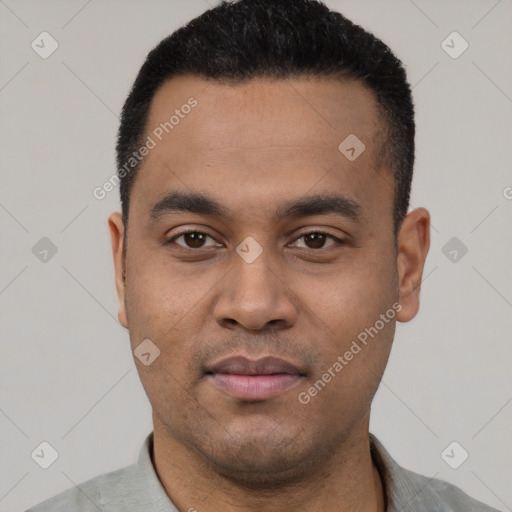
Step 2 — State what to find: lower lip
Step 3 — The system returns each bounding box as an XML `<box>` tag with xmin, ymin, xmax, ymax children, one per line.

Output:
<box><xmin>207</xmin><ymin>373</ymin><xmax>303</xmax><ymax>401</ymax></box>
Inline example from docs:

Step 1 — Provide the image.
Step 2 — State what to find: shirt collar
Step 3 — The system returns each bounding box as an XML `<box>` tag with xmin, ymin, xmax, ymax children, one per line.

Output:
<box><xmin>135</xmin><ymin>432</ymin><xmax>179</xmax><ymax>511</ymax></box>
<box><xmin>369</xmin><ymin>433</ymin><xmax>447</xmax><ymax>512</ymax></box>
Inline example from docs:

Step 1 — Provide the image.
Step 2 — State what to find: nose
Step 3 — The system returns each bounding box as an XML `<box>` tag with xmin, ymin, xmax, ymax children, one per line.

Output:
<box><xmin>213</xmin><ymin>249</ymin><xmax>298</xmax><ymax>332</ymax></box>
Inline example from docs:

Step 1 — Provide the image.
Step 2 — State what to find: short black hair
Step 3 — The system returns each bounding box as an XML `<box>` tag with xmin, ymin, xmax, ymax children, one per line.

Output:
<box><xmin>116</xmin><ymin>0</ymin><xmax>415</xmax><ymax>235</ymax></box>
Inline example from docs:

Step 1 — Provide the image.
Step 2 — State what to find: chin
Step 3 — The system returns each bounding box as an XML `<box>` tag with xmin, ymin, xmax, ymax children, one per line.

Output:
<box><xmin>207</xmin><ymin>451</ymin><xmax>312</xmax><ymax>488</ymax></box>
<box><xmin>192</xmin><ymin>424</ymin><xmax>324</xmax><ymax>487</ymax></box>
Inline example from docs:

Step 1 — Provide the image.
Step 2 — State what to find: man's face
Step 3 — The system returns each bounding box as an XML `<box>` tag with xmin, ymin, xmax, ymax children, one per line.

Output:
<box><xmin>110</xmin><ymin>75</ymin><xmax>428</xmax><ymax>482</ymax></box>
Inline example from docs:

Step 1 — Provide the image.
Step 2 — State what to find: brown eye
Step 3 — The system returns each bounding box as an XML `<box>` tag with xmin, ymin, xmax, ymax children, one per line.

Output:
<box><xmin>169</xmin><ymin>231</ymin><xmax>218</xmax><ymax>249</ymax></box>
<box><xmin>292</xmin><ymin>232</ymin><xmax>341</xmax><ymax>250</ymax></box>
<box><xmin>304</xmin><ymin>233</ymin><xmax>328</xmax><ymax>249</ymax></box>
<box><xmin>183</xmin><ymin>232</ymin><xmax>207</xmax><ymax>248</ymax></box>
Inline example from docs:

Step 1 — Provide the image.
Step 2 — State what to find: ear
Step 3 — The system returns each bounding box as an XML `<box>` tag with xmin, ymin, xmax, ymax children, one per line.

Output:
<box><xmin>396</xmin><ymin>207</ymin><xmax>430</xmax><ymax>322</ymax></box>
<box><xmin>108</xmin><ymin>212</ymin><xmax>128</xmax><ymax>328</ymax></box>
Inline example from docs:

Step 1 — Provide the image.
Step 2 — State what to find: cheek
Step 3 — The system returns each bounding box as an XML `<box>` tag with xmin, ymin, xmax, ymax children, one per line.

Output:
<box><xmin>296</xmin><ymin>257</ymin><xmax>397</xmax><ymax>423</ymax></box>
<box><xmin>298</xmin><ymin>247</ymin><xmax>398</xmax><ymax>353</ymax></box>
<box><xmin>124</xmin><ymin>249</ymin><xmax>222</xmax><ymax>381</ymax></box>
<box><xmin>125</xmin><ymin>247</ymin><xmax>216</xmax><ymax>332</ymax></box>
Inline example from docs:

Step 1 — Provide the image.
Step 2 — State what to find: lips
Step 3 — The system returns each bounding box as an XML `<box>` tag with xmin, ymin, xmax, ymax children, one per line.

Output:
<box><xmin>207</xmin><ymin>355</ymin><xmax>305</xmax><ymax>376</ymax></box>
<box><xmin>205</xmin><ymin>355</ymin><xmax>306</xmax><ymax>401</ymax></box>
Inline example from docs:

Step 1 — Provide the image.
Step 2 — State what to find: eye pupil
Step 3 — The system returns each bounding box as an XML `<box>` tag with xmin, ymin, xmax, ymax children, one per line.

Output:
<box><xmin>185</xmin><ymin>232</ymin><xmax>206</xmax><ymax>248</ymax></box>
<box><xmin>304</xmin><ymin>233</ymin><xmax>326</xmax><ymax>249</ymax></box>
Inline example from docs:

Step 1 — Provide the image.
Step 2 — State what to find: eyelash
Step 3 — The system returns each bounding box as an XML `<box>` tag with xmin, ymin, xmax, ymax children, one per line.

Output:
<box><xmin>165</xmin><ymin>229</ymin><xmax>345</xmax><ymax>251</ymax></box>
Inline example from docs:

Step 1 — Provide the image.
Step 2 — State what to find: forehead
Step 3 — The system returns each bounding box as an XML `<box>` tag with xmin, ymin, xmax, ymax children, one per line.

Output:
<box><xmin>133</xmin><ymin>74</ymin><xmax>392</xmax><ymax>223</ymax></box>
<box><xmin>147</xmin><ymin>74</ymin><xmax>384</xmax><ymax>154</ymax></box>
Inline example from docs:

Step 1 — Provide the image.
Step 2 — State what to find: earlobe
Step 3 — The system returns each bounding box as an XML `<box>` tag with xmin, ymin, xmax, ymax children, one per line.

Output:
<box><xmin>108</xmin><ymin>212</ymin><xmax>129</xmax><ymax>328</ymax></box>
<box><xmin>396</xmin><ymin>208</ymin><xmax>430</xmax><ymax>323</ymax></box>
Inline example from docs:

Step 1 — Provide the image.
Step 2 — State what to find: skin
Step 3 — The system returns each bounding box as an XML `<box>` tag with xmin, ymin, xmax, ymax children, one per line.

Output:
<box><xmin>109</xmin><ymin>74</ymin><xmax>430</xmax><ymax>512</ymax></box>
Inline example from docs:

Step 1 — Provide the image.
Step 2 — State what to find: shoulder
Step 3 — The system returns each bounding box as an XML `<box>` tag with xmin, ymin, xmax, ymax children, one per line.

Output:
<box><xmin>25</xmin><ymin>463</ymin><xmax>137</xmax><ymax>512</ymax></box>
<box><xmin>369</xmin><ymin>434</ymin><xmax>501</xmax><ymax>512</ymax></box>
<box><xmin>396</xmin><ymin>464</ymin><xmax>502</xmax><ymax>512</ymax></box>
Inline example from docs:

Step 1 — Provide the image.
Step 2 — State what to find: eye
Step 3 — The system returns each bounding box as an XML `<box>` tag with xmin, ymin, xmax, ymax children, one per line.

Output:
<box><xmin>166</xmin><ymin>229</ymin><xmax>344</xmax><ymax>251</ymax></box>
<box><xmin>167</xmin><ymin>230</ymin><xmax>219</xmax><ymax>249</ymax></box>
<box><xmin>290</xmin><ymin>231</ymin><xmax>344</xmax><ymax>250</ymax></box>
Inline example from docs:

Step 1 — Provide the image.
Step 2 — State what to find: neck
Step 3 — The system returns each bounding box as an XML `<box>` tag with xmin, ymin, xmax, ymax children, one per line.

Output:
<box><xmin>151</xmin><ymin>412</ymin><xmax>385</xmax><ymax>512</ymax></box>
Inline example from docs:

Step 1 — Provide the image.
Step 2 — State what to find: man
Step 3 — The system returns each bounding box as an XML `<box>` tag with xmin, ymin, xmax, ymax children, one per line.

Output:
<box><xmin>26</xmin><ymin>0</ymin><xmax>500</xmax><ymax>510</ymax></box>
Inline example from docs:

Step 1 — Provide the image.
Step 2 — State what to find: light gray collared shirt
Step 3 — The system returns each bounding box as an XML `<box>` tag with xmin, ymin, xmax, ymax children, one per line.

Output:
<box><xmin>26</xmin><ymin>431</ymin><xmax>500</xmax><ymax>511</ymax></box>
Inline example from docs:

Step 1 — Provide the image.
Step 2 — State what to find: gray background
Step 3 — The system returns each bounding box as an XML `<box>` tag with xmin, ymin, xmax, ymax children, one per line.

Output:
<box><xmin>1</xmin><ymin>0</ymin><xmax>511</xmax><ymax>511</ymax></box>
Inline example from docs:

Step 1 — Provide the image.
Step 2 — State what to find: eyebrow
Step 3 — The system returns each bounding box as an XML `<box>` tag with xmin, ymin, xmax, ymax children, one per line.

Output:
<box><xmin>150</xmin><ymin>191</ymin><xmax>362</xmax><ymax>223</ymax></box>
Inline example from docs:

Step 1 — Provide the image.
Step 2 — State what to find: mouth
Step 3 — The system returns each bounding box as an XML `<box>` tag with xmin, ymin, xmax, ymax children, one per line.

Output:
<box><xmin>204</xmin><ymin>355</ymin><xmax>306</xmax><ymax>401</ymax></box>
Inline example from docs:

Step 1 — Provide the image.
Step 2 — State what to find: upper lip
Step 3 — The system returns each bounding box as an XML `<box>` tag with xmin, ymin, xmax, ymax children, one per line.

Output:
<box><xmin>206</xmin><ymin>355</ymin><xmax>305</xmax><ymax>376</ymax></box>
